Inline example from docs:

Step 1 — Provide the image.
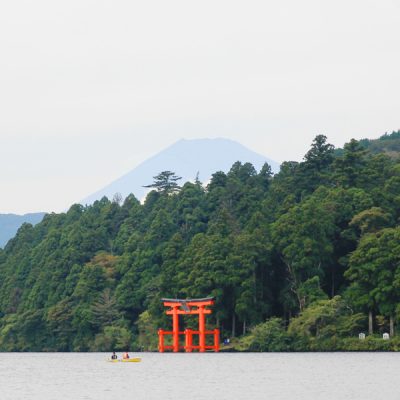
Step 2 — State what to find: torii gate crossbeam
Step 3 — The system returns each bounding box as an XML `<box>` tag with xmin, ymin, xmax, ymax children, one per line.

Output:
<box><xmin>158</xmin><ymin>297</ymin><xmax>220</xmax><ymax>353</ymax></box>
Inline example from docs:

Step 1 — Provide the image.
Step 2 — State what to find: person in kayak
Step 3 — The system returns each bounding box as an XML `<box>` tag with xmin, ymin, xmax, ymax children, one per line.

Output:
<box><xmin>123</xmin><ymin>351</ymin><xmax>130</xmax><ymax>360</ymax></box>
<box><xmin>111</xmin><ymin>352</ymin><xmax>118</xmax><ymax>360</ymax></box>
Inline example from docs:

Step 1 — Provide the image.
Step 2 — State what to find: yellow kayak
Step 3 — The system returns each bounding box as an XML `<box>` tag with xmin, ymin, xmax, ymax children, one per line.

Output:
<box><xmin>108</xmin><ymin>358</ymin><xmax>141</xmax><ymax>363</ymax></box>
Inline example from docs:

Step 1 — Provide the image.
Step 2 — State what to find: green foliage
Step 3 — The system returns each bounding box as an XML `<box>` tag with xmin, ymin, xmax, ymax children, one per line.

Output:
<box><xmin>346</xmin><ymin>227</ymin><xmax>400</xmax><ymax>317</ymax></box>
<box><xmin>1</xmin><ymin>135</ymin><xmax>400</xmax><ymax>351</ymax></box>
<box><xmin>272</xmin><ymin>188</ymin><xmax>336</xmax><ymax>311</ymax></box>
<box><xmin>239</xmin><ymin>317</ymin><xmax>290</xmax><ymax>351</ymax></box>
<box><xmin>297</xmin><ymin>276</ymin><xmax>328</xmax><ymax>308</ymax></box>
<box><xmin>300</xmin><ymin>134</ymin><xmax>335</xmax><ymax>191</ymax></box>
<box><xmin>358</xmin><ymin>130</ymin><xmax>400</xmax><ymax>158</ymax></box>
<box><xmin>144</xmin><ymin>171</ymin><xmax>182</xmax><ymax>195</ymax></box>
<box><xmin>287</xmin><ymin>296</ymin><xmax>364</xmax><ymax>350</ymax></box>
<box><xmin>349</xmin><ymin>207</ymin><xmax>392</xmax><ymax>235</ymax></box>
<box><xmin>91</xmin><ymin>326</ymin><xmax>132</xmax><ymax>351</ymax></box>
<box><xmin>136</xmin><ymin>310</ymin><xmax>159</xmax><ymax>351</ymax></box>
<box><xmin>90</xmin><ymin>289</ymin><xmax>122</xmax><ymax>327</ymax></box>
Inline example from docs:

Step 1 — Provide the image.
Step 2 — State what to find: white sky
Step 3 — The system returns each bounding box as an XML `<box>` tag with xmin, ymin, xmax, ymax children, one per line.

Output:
<box><xmin>0</xmin><ymin>0</ymin><xmax>399</xmax><ymax>214</ymax></box>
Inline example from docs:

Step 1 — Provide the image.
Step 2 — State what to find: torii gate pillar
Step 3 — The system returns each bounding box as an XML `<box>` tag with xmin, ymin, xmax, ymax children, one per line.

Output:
<box><xmin>158</xmin><ymin>297</ymin><xmax>219</xmax><ymax>353</ymax></box>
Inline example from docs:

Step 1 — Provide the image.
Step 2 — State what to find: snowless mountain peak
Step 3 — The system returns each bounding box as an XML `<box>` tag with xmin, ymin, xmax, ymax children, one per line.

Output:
<box><xmin>81</xmin><ymin>138</ymin><xmax>279</xmax><ymax>205</ymax></box>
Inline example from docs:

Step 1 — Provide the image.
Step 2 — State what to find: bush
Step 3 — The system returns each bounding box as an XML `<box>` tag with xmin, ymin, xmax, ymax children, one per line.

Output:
<box><xmin>239</xmin><ymin>318</ymin><xmax>290</xmax><ymax>351</ymax></box>
<box><xmin>90</xmin><ymin>326</ymin><xmax>132</xmax><ymax>351</ymax></box>
<box><xmin>288</xmin><ymin>296</ymin><xmax>365</xmax><ymax>351</ymax></box>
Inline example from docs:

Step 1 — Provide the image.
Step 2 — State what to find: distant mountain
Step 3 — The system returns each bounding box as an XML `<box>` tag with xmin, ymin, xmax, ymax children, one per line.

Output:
<box><xmin>82</xmin><ymin>138</ymin><xmax>279</xmax><ymax>204</ymax></box>
<box><xmin>0</xmin><ymin>213</ymin><xmax>46</xmax><ymax>248</ymax></box>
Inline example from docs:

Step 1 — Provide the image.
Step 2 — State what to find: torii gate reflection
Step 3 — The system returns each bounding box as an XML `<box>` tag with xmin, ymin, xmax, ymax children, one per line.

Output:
<box><xmin>158</xmin><ymin>297</ymin><xmax>220</xmax><ymax>352</ymax></box>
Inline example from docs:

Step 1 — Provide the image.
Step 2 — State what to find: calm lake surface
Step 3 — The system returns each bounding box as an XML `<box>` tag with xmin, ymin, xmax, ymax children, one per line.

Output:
<box><xmin>0</xmin><ymin>352</ymin><xmax>398</xmax><ymax>400</ymax></box>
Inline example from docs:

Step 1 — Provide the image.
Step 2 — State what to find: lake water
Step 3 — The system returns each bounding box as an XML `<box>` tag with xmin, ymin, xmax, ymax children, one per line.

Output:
<box><xmin>0</xmin><ymin>352</ymin><xmax>398</xmax><ymax>400</ymax></box>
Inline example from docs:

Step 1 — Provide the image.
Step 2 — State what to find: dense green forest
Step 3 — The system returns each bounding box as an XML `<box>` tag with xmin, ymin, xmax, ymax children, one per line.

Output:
<box><xmin>1</xmin><ymin>131</ymin><xmax>400</xmax><ymax>352</ymax></box>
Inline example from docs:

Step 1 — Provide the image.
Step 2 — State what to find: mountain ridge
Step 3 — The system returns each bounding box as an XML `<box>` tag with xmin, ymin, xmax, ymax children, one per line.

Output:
<box><xmin>0</xmin><ymin>213</ymin><xmax>46</xmax><ymax>248</ymax></box>
<box><xmin>81</xmin><ymin>138</ymin><xmax>279</xmax><ymax>205</ymax></box>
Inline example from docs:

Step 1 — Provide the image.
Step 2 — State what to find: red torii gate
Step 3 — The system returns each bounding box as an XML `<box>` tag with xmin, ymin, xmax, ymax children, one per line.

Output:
<box><xmin>158</xmin><ymin>297</ymin><xmax>220</xmax><ymax>353</ymax></box>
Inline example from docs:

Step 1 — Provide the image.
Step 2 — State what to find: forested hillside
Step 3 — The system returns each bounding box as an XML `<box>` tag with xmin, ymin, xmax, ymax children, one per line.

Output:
<box><xmin>1</xmin><ymin>135</ymin><xmax>400</xmax><ymax>352</ymax></box>
<box><xmin>360</xmin><ymin>130</ymin><xmax>400</xmax><ymax>157</ymax></box>
<box><xmin>336</xmin><ymin>130</ymin><xmax>400</xmax><ymax>158</ymax></box>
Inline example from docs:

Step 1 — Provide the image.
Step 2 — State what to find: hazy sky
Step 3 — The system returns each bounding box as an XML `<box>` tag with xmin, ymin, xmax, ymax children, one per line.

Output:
<box><xmin>1</xmin><ymin>0</ymin><xmax>399</xmax><ymax>214</ymax></box>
